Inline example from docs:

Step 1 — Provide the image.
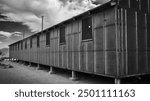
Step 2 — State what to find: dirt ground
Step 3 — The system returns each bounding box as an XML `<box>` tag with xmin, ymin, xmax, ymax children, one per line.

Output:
<box><xmin>0</xmin><ymin>61</ymin><xmax>150</xmax><ymax>84</ymax></box>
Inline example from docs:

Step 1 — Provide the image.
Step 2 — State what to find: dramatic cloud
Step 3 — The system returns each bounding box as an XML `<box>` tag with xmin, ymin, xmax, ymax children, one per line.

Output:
<box><xmin>0</xmin><ymin>31</ymin><xmax>22</xmax><ymax>38</ymax></box>
<box><xmin>0</xmin><ymin>31</ymin><xmax>12</xmax><ymax>37</ymax></box>
<box><xmin>12</xmin><ymin>31</ymin><xmax>23</xmax><ymax>37</ymax></box>
<box><xmin>0</xmin><ymin>0</ymin><xmax>110</xmax><ymax>32</ymax></box>
<box><xmin>0</xmin><ymin>13</ymin><xmax>7</xmax><ymax>20</ymax></box>
<box><xmin>0</xmin><ymin>41</ymin><xmax>2</xmax><ymax>44</ymax></box>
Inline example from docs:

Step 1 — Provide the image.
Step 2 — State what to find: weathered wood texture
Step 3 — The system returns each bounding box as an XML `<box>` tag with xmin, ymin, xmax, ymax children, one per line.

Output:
<box><xmin>9</xmin><ymin>0</ymin><xmax>150</xmax><ymax>78</ymax></box>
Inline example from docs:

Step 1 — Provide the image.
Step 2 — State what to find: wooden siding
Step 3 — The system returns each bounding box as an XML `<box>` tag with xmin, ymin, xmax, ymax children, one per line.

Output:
<box><xmin>117</xmin><ymin>0</ymin><xmax>150</xmax><ymax>77</ymax></box>
<box><xmin>9</xmin><ymin>0</ymin><xmax>150</xmax><ymax>79</ymax></box>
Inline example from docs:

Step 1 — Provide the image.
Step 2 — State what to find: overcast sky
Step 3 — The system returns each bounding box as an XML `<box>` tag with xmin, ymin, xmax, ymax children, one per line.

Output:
<box><xmin>0</xmin><ymin>0</ymin><xmax>109</xmax><ymax>49</ymax></box>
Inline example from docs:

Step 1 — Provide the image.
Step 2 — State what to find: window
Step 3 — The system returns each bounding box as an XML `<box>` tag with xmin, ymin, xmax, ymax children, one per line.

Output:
<box><xmin>46</xmin><ymin>31</ymin><xmax>50</xmax><ymax>46</ymax></box>
<box><xmin>18</xmin><ymin>43</ymin><xmax>19</xmax><ymax>51</ymax></box>
<box><xmin>60</xmin><ymin>26</ymin><xmax>66</xmax><ymax>44</ymax></box>
<box><xmin>12</xmin><ymin>45</ymin><xmax>14</xmax><ymax>51</ymax></box>
<box><xmin>14</xmin><ymin>44</ymin><xmax>16</xmax><ymax>51</ymax></box>
<box><xmin>15</xmin><ymin>44</ymin><xmax>17</xmax><ymax>51</ymax></box>
<box><xmin>25</xmin><ymin>40</ymin><xmax>27</xmax><ymax>49</ymax></box>
<box><xmin>21</xmin><ymin>41</ymin><xmax>23</xmax><ymax>50</ymax></box>
<box><xmin>82</xmin><ymin>16</ymin><xmax>92</xmax><ymax>40</ymax></box>
<box><xmin>37</xmin><ymin>34</ymin><xmax>40</xmax><ymax>47</ymax></box>
<box><xmin>30</xmin><ymin>38</ymin><xmax>32</xmax><ymax>48</ymax></box>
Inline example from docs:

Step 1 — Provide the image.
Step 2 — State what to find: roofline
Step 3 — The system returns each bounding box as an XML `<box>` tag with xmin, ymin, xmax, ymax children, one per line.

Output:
<box><xmin>9</xmin><ymin>0</ymin><xmax>117</xmax><ymax>46</ymax></box>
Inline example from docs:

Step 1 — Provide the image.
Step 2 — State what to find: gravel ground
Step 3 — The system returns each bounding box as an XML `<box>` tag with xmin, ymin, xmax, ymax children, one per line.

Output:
<box><xmin>0</xmin><ymin>61</ymin><xmax>150</xmax><ymax>84</ymax></box>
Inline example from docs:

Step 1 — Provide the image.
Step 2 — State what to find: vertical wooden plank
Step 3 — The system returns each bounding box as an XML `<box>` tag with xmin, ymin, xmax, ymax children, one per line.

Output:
<box><xmin>68</xmin><ymin>35</ymin><xmax>73</xmax><ymax>69</ymax></box>
<box><xmin>73</xmin><ymin>33</ymin><xmax>80</xmax><ymax>71</ymax></box>
<box><xmin>32</xmin><ymin>38</ymin><xmax>33</xmax><ymax>63</ymax></box>
<box><xmin>94</xmin><ymin>51</ymin><xmax>105</xmax><ymax>74</ymax></box>
<box><xmin>147</xmin><ymin>14</ymin><xmax>150</xmax><ymax>72</ymax></box>
<box><xmin>124</xmin><ymin>9</ymin><xmax>128</xmax><ymax>76</ymax></box>
<box><xmin>137</xmin><ymin>12</ymin><xmax>147</xmax><ymax>73</ymax></box>
<box><xmin>80</xmin><ymin>43</ymin><xmax>86</xmax><ymax>72</ymax></box>
<box><xmin>52</xmin><ymin>39</ymin><xmax>55</xmax><ymax>66</ymax></box>
<box><xmin>79</xmin><ymin>21</ymin><xmax>82</xmax><ymax>71</ymax></box>
<box><xmin>59</xmin><ymin>45</ymin><xmax>62</xmax><ymax>68</ymax></box>
<box><xmin>93</xmin><ymin>11</ymin><xmax>105</xmax><ymax>74</ymax></box>
<box><xmin>126</xmin><ymin>10</ymin><xmax>137</xmax><ymax>75</ymax></box>
<box><xmin>44</xmin><ymin>33</ymin><xmax>47</xmax><ymax>65</ymax></box>
<box><xmin>72</xmin><ymin>35</ymin><xmax>75</xmax><ymax>70</ymax></box>
<box><xmin>34</xmin><ymin>37</ymin><xmax>36</xmax><ymax>62</ymax></box>
<box><xmin>53</xmin><ymin>38</ymin><xmax>55</xmax><ymax>66</ymax></box>
<box><xmin>147</xmin><ymin>14</ymin><xmax>150</xmax><ymax>51</ymax></box>
<box><xmin>138</xmin><ymin>52</ymin><xmax>147</xmax><ymax>73</ymax></box>
<box><xmin>72</xmin><ymin>21</ymin><xmax>79</xmax><ymax>33</ymax></box>
<box><xmin>105</xmin><ymin>8</ymin><xmax>116</xmax><ymax>51</ymax></box>
<box><xmin>119</xmin><ymin>8</ymin><xmax>127</xmax><ymax>76</ymax></box>
<box><xmin>104</xmin><ymin>7</ymin><xmax>117</xmax><ymax>76</ymax></box>
<box><xmin>93</xmin><ymin>12</ymin><xmax>104</xmax><ymax>29</ymax></box>
<box><xmin>49</xmin><ymin>46</ymin><xmax>52</xmax><ymax>66</ymax></box>
<box><xmin>105</xmin><ymin>51</ymin><xmax>117</xmax><ymax>76</ymax></box>
<box><xmin>48</xmin><ymin>47</ymin><xmax>50</xmax><ymax>66</ymax></box>
<box><xmin>56</xmin><ymin>29</ymin><xmax>59</xmax><ymax>67</ymax></box>
<box><xmin>135</xmin><ymin>11</ymin><xmax>138</xmax><ymax>75</ymax></box>
<box><xmin>38</xmin><ymin>35</ymin><xmax>40</xmax><ymax>64</ymax></box>
<box><xmin>63</xmin><ymin>45</ymin><xmax>67</xmax><ymax>68</ymax></box>
<box><xmin>94</xmin><ymin>28</ymin><xmax>104</xmax><ymax>51</ymax></box>
<box><xmin>137</xmin><ymin>12</ymin><xmax>146</xmax><ymax>51</ymax></box>
<box><xmin>55</xmin><ymin>38</ymin><xmax>59</xmax><ymax>67</ymax></box>
<box><xmin>105</xmin><ymin>25</ymin><xmax>117</xmax><ymax>76</ymax></box>
<box><xmin>66</xmin><ymin>35</ymin><xmax>69</xmax><ymax>69</ymax></box>
<box><xmin>41</xmin><ymin>35</ymin><xmax>43</xmax><ymax>64</ymax></box>
<box><xmin>46</xmin><ymin>47</ymin><xmax>48</xmax><ymax>65</ymax></box>
<box><xmin>40</xmin><ymin>36</ymin><xmax>42</xmax><ymax>64</ymax></box>
<box><xmin>78</xmin><ymin>20</ymin><xmax>82</xmax><ymax>33</ymax></box>
<box><xmin>53</xmin><ymin>29</ymin><xmax>57</xmax><ymax>67</ymax></box>
<box><xmin>86</xmin><ymin>41</ymin><xmax>94</xmax><ymax>73</ymax></box>
<box><xmin>145</xmin><ymin>14</ymin><xmax>148</xmax><ymax>73</ymax></box>
<box><xmin>43</xmin><ymin>34</ymin><xmax>46</xmax><ymax>65</ymax></box>
<box><xmin>148</xmin><ymin>52</ymin><xmax>150</xmax><ymax>72</ymax></box>
<box><xmin>49</xmin><ymin>30</ymin><xmax>53</xmax><ymax>66</ymax></box>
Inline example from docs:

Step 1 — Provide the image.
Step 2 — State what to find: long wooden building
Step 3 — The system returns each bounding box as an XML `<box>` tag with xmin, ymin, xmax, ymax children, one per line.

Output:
<box><xmin>9</xmin><ymin>0</ymin><xmax>150</xmax><ymax>83</ymax></box>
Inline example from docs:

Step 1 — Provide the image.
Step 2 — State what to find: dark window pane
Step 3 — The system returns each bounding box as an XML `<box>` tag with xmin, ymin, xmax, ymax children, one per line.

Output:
<box><xmin>46</xmin><ymin>31</ymin><xmax>50</xmax><ymax>46</ymax></box>
<box><xmin>21</xmin><ymin>41</ymin><xmax>23</xmax><ymax>50</ymax></box>
<box><xmin>37</xmin><ymin>35</ymin><xmax>40</xmax><ymax>47</ymax></box>
<box><xmin>18</xmin><ymin>43</ymin><xmax>19</xmax><ymax>51</ymax></box>
<box><xmin>30</xmin><ymin>38</ymin><xmax>32</xmax><ymax>48</ymax></box>
<box><xmin>60</xmin><ymin>26</ymin><xmax>66</xmax><ymax>44</ymax></box>
<box><xmin>82</xmin><ymin>16</ymin><xmax>92</xmax><ymax>40</ymax></box>
<box><xmin>25</xmin><ymin>40</ymin><xmax>27</xmax><ymax>49</ymax></box>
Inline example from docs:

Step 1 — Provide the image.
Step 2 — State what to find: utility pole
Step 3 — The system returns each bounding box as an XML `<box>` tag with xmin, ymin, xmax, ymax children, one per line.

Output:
<box><xmin>41</xmin><ymin>16</ymin><xmax>44</xmax><ymax>31</ymax></box>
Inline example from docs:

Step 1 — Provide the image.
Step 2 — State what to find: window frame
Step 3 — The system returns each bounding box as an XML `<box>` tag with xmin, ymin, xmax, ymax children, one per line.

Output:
<box><xmin>18</xmin><ymin>43</ymin><xmax>20</xmax><ymax>51</ymax></box>
<box><xmin>59</xmin><ymin>26</ymin><xmax>66</xmax><ymax>45</ymax></box>
<box><xmin>30</xmin><ymin>37</ymin><xmax>32</xmax><ymax>48</ymax></box>
<box><xmin>46</xmin><ymin>31</ymin><xmax>50</xmax><ymax>47</ymax></box>
<box><xmin>21</xmin><ymin>41</ymin><xmax>23</xmax><ymax>50</ymax></box>
<box><xmin>82</xmin><ymin>16</ymin><xmax>93</xmax><ymax>41</ymax></box>
<box><xmin>37</xmin><ymin>34</ymin><xmax>40</xmax><ymax>47</ymax></box>
<box><xmin>25</xmin><ymin>40</ymin><xmax>27</xmax><ymax>49</ymax></box>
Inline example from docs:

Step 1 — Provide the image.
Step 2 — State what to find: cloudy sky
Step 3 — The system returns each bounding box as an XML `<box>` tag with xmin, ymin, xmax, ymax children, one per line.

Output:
<box><xmin>0</xmin><ymin>0</ymin><xmax>109</xmax><ymax>49</ymax></box>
